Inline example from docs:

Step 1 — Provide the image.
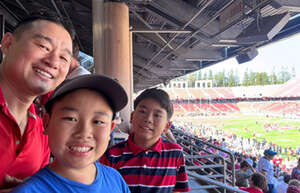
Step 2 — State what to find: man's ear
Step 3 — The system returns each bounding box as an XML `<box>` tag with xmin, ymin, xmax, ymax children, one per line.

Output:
<box><xmin>1</xmin><ymin>33</ymin><xmax>14</xmax><ymax>55</ymax></box>
<box><xmin>43</xmin><ymin>113</ymin><xmax>50</xmax><ymax>135</ymax></box>
<box><xmin>163</xmin><ymin>121</ymin><xmax>172</xmax><ymax>133</ymax></box>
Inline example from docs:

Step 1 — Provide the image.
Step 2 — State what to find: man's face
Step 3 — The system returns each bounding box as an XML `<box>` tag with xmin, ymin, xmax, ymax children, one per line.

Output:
<box><xmin>131</xmin><ymin>98</ymin><xmax>171</xmax><ymax>147</ymax></box>
<box><xmin>1</xmin><ymin>20</ymin><xmax>72</xmax><ymax>96</ymax></box>
<box><xmin>45</xmin><ymin>89</ymin><xmax>114</xmax><ymax>172</ymax></box>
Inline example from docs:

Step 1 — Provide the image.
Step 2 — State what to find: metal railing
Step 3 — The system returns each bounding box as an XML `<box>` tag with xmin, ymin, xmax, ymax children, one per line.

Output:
<box><xmin>171</xmin><ymin>128</ymin><xmax>243</xmax><ymax>193</ymax></box>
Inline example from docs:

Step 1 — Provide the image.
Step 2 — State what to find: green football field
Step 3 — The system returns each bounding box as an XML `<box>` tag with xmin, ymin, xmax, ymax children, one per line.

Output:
<box><xmin>175</xmin><ymin>115</ymin><xmax>300</xmax><ymax>150</ymax></box>
<box><xmin>221</xmin><ymin>115</ymin><xmax>300</xmax><ymax>149</ymax></box>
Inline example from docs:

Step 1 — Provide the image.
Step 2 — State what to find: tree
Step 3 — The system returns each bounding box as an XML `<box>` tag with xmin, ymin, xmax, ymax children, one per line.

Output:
<box><xmin>242</xmin><ymin>68</ymin><xmax>250</xmax><ymax>86</ymax></box>
<box><xmin>249</xmin><ymin>71</ymin><xmax>256</xmax><ymax>86</ymax></box>
<box><xmin>278</xmin><ymin>66</ymin><xmax>291</xmax><ymax>84</ymax></box>
<box><xmin>187</xmin><ymin>73</ymin><xmax>196</xmax><ymax>87</ymax></box>
<box><xmin>214</xmin><ymin>70</ymin><xmax>226</xmax><ymax>87</ymax></box>
<box><xmin>255</xmin><ymin>72</ymin><xmax>262</xmax><ymax>85</ymax></box>
<box><xmin>208</xmin><ymin>70</ymin><xmax>213</xmax><ymax>80</ymax></box>
<box><xmin>269</xmin><ymin>68</ymin><xmax>278</xmax><ymax>84</ymax></box>
<box><xmin>261</xmin><ymin>72</ymin><xmax>269</xmax><ymax>85</ymax></box>
<box><xmin>203</xmin><ymin>71</ymin><xmax>207</xmax><ymax>80</ymax></box>
<box><xmin>292</xmin><ymin>66</ymin><xmax>296</xmax><ymax>78</ymax></box>
<box><xmin>228</xmin><ymin>69</ymin><xmax>236</xmax><ymax>87</ymax></box>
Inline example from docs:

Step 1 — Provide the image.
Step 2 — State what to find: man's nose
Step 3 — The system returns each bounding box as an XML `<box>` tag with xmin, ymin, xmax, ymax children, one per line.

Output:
<box><xmin>43</xmin><ymin>50</ymin><xmax>61</xmax><ymax>70</ymax></box>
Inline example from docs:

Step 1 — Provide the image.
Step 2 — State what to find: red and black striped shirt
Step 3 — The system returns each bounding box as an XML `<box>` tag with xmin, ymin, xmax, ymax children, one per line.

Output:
<box><xmin>100</xmin><ymin>134</ymin><xmax>190</xmax><ymax>193</ymax></box>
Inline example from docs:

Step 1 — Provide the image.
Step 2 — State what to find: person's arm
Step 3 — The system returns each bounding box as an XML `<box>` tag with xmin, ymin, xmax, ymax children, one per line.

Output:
<box><xmin>0</xmin><ymin>175</ymin><xmax>23</xmax><ymax>193</ymax></box>
<box><xmin>173</xmin><ymin>150</ymin><xmax>190</xmax><ymax>193</ymax></box>
<box><xmin>246</xmin><ymin>161</ymin><xmax>256</xmax><ymax>173</ymax></box>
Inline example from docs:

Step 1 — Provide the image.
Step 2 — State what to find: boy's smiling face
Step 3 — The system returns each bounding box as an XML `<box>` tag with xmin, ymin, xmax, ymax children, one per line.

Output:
<box><xmin>131</xmin><ymin>98</ymin><xmax>171</xmax><ymax>148</ymax></box>
<box><xmin>45</xmin><ymin>89</ymin><xmax>114</xmax><ymax>172</ymax></box>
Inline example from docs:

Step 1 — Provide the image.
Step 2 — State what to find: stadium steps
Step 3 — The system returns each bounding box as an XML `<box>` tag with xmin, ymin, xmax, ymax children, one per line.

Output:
<box><xmin>188</xmin><ymin>175</ymin><xmax>211</xmax><ymax>193</ymax></box>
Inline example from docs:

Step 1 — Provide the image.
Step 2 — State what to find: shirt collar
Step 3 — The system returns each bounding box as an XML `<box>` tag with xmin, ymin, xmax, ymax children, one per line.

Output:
<box><xmin>127</xmin><ymin>133</ymin><xmax>162</xmax><ymax>156</ymax></box>
<box><xmin>0</xmin><ymin>87</ymin><xmax>37</xmax><ymax>120</ymax></box>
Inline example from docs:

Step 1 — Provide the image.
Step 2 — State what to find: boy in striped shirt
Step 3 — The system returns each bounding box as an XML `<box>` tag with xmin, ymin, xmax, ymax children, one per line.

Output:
<box><xmin>101</xmin><ymin>88</ymin><xmax>190</xmax><ymax>193</ymax></box>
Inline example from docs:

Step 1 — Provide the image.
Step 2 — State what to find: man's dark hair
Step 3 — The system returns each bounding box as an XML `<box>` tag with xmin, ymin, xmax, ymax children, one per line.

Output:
<box><xmin>240</xmin><ymin>160</ymin><xmax>249</xmax><ymax>169</ymax></box>
<box><xmin>134</xmin><ymin>88</ymin><xmax>173</xmax><ymax>120</ymax></box>
<box><xmin>13</xmin><ymin>9</ymin><xmax>75</xmax><ymax>53</ymax></box>
<box><xmin>251</xmin><ymin>173</ymin><xmax>266</xmax><ymax>189</ymax></box>
<box><xmin>284</xmin><ymin>174</ymin><xmax>291</xmax><ymax>184</ymax></box>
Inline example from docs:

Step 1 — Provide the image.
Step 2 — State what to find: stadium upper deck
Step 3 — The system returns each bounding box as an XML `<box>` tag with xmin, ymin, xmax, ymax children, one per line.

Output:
<box><xmin>163</xmin><ymin>77</ymin><xmax>300</xmax><ymax>101</ymax></box>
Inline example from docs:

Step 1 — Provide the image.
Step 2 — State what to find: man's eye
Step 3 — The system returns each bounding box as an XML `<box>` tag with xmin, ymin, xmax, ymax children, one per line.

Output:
<box><xmin>62</xmin><ymin>117</ymin><xmax>77</xmax><ymax>122</ymax></box>
<box><xmin>60</xmin><ymin>55</ymin><xmax>70</xmax><ymax>63</ymax></box>
<box><xmin>39</xmin><ymin>44</ymin><xmax>50</xmax><ymax>51</ymax></box>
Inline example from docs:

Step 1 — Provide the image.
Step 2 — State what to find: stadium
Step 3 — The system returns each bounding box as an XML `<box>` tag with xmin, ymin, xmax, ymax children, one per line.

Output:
<box><xmin>163</xmin><ymin>77</ymin><xmax>300</xmax><ymax>154</ymax></box>
<box><xmin>157</xmin><ymin>76</ymin><xmax>300</xmax><ymax>191</ymax></box>
<box><xmin>1</xmin><ymin>0</ymin><xmax>300</xmax><ymax>192</ymax></box>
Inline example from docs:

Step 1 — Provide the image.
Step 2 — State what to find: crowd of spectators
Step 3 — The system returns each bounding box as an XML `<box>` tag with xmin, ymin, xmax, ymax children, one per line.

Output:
<box><xmin>173</xmin><ymin>121</ymin><xmax>300</xmax><ymax>193</ymax></box>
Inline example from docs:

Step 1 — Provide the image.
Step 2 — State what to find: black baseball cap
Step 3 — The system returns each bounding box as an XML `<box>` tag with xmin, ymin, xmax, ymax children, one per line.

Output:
<box><xmin>45</xmin><ymin>74</ymin><xmax>128</xmax><ymax>117</ymax></box>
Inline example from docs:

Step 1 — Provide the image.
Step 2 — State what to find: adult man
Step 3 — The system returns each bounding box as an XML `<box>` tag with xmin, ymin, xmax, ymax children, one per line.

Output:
<box><xmin>257</xmin><ymin>149</ymin><xmax>277</xmax><ymax>193</ymax></box>
<box><xmin>0</xmin><ymin>11</ymin><xmax>74</xmax><ymax>190</ymax></box>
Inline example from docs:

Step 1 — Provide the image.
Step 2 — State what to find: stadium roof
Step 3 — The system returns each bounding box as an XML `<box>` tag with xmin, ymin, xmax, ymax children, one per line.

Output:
<box><xmin>1</xmin><ymin>0</ymin><xmax>300</xmax><ymax>92</ymax></box>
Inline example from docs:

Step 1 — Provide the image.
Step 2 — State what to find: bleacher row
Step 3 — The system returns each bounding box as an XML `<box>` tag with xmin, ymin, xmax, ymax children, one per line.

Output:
<box><xmin>163</xmin><ymin>77</ymin><xmax>300</xmax><ymax>117</ymax></box>
<box><xmin>173</xmin><ymin>101</ymin><xmax>300</xmax><ymax>115</ymax></box>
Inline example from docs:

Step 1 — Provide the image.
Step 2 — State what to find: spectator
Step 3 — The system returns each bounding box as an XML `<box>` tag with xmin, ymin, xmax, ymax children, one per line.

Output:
<box><xmin>276</xmin><ymin>174</ymin><xmax>290</xmax><ymax>193</ymax></box>
<box><xmin>287</xmin><ymin>179</ymin><xmax>300</xmax><ymax>193</ymax></box>
<box><xmin>257</xmin><ymin>149</ymin><xmax>277</xmax><ymax>193</ymax></box>
<box><xmin>291</xmin><ymin>158</ymin><xmax>300</xmax><ymax>180</ymax></box>
<box><xmin>67</xmin><ymin>57</ymin><xmax>90</xmax><ymax>80</ymax></box>
<box><xmin>11</xmin><ymin>74</ymin><xmax>130</xmax><ymax>193</ymax></box>
<box><xmin>101</xmin><ymin>88</ymin><xmax>190</xmax><ymax>193</ymax></box>
<box><xmin>239</xmin><ymin>173</ymin><xmax>267</xmax><ymax>193</ymax></box>
<box><xmin>0</xmin><ymin>11</ymin><xmax>74</xmax><ymax>191</ymax></box>
<box><xmin>162</xmin><ymin>124</ymin><xmax>177</xmax><ymax>143</ymax></box>
<box><xmin>236</xmin><ymin>160</ymin><xmax>256</xmax><ymax>187</ymax></box>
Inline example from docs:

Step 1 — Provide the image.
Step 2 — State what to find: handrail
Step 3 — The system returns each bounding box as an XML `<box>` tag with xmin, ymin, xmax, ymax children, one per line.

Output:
<box><xmin>188</xmin><ymin>171</ymin><xmax>247</xmax><ymax>193</ymax></box>
<box><xmin>172</xmin><ymin>128</ymin><xmax>236</xmax><ymax>186</ymax></box>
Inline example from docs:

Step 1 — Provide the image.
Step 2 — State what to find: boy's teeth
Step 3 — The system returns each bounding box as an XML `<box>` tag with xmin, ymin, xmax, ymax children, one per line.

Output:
<box><xmin>69</xmin><ymin>146</ymin><xmax>91</xmax><ymax>152</ymax></box>
<box><xmin>35</xmin><ymin>69</ymin><xmax>52</xmax><ymax>79</ymax></box>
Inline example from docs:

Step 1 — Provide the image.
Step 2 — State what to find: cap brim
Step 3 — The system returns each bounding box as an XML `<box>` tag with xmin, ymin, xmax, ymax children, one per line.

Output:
<box><xmin>265</xmin><ymin>149</ymin><xmax>277</xmax><ymax>156</ymax></box>
<box><xmin>45</xmin><ymin>74</ymin><xmax>128</xmax><ymax>113</ymax></box>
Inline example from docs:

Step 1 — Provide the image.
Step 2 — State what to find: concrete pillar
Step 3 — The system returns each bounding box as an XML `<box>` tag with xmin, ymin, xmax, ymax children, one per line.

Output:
<box><xmin>93</xmin><ymin>1</ymin><xmax>132</xmax><ymax>134</ymax></box>
<box><xmin>93</xmin><ymin>0</ymin><xmax>105</xmax><ymax>74</ymax></box>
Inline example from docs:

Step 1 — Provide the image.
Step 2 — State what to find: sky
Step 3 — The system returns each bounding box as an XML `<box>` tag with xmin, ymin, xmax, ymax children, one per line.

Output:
<box><xmin>198</xmin><ymin>33</ymin><xmax>300</xmax><ymax>79</ymax></box>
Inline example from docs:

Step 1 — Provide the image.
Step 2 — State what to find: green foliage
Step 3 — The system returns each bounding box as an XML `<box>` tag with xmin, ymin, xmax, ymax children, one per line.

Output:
<box><xmin>242</xmin><ymin>68</ymin><xmax>250</xmax><ymax>86</ymax></box>
<box><xmin>181</xmin><ymin>65</ymin><xmax>295</xmax><ymax>87</ymax></box>
<box><xmin>188</xmin><ymin>73</ymin><xmax>196</xmax><ymax>87</ymax></box>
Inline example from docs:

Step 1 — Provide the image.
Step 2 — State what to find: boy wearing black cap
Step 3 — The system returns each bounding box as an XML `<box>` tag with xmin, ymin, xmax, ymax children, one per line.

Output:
<box><xmin>101</xmin><ymin>88</ymin><xmax>190</xmax><ymax>193</ymax></box>
<box><xmin>11</xmin><ymin>74</ymin><xmax>130</xmax><ymax>193</ymax></box>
